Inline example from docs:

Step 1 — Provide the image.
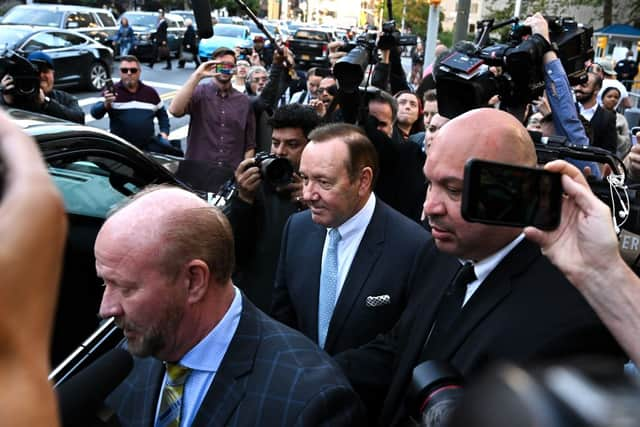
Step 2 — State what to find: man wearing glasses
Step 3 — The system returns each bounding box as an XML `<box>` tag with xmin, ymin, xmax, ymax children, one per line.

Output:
<box><xmin>91</xmin><ymin>55</ymin><xmax>173</xmax><ymax>153</ymax></box>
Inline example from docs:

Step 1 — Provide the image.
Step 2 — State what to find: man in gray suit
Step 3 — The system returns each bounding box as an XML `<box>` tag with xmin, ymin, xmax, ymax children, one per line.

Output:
<box><xmin>272</xmin><ymin>123</ymin><xmax>431</xmax><ymax>356</ymax></box>
<box><xmin>99</xmin><ymin>186</ymin><xmax>364</xmax><ymax>426</ymax></box>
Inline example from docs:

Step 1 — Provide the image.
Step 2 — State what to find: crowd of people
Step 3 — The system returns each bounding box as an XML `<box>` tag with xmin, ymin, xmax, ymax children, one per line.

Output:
<box><xmin>6</xmin><ymin>9</ymin><xmax>640</xmax><ymax>427</ymax></box>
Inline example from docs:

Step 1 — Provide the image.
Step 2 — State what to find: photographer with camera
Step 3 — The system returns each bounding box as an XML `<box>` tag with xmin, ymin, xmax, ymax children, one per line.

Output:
<box><xmin>335</xmin><ymin>108</ymin><xmax>624</xmax><ymax>426</ymax></box>
<box><xmin>169</xmin><ymin>47</ymin><xmax>255</xmax><ymax>171</ymax></box>
<box><xmin>0</xmin><ymin>51</ymin><xmax>84</xmax><ymax>124</ymax></box>
<box><xmin>226</xmin><ymin>104</ymin><xmax>320</xmax><ymax>311</ymax></box>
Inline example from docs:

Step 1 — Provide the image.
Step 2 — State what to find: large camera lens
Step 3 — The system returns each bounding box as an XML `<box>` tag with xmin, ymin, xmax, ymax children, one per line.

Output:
<box><xmin>254</xmin><ymin>152</ymin><xmax>294</xmax><ymax>186</ymax></box>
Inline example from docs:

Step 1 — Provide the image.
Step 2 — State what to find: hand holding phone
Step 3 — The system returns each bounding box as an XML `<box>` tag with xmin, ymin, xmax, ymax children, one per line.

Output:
<box><xmin>461</xmin><ymin>159</ymin><xmax>563</xmax><ymax>230</ymax></box>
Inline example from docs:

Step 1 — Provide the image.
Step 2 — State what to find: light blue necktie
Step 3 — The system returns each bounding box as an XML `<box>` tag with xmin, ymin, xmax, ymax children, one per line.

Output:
<box><xmin>318</xmin><ymin>228</ymin><xmax>341</xmax><ymax>349</ymax></box>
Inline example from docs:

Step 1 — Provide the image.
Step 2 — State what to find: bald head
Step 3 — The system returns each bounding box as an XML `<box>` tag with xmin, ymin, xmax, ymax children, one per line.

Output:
<box><xmin>433</xmin><ymin>108</ymin><xmax>537</xmax><ymax>168</ymax></box>
<box><xmin>102</xmin><ymin>186</ymin><xmax>207</xmax><ymax>240</ymax></box>
<box><xmin>98</xmin><ymin>186</ymin><xmax>235</xmax><ymax>284</ymax></box>
<box><xmin>424</xmin><ymin>108</ymin><xmax>537</xmax><ymax>261</ymax></box>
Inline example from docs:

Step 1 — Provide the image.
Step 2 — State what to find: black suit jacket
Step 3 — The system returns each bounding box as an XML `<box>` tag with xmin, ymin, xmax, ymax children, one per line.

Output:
<box><xmin>106</xmin><ymin>295</ymin><xmax>365</xmax><ymax>426</ymax></box>
<box><xmin>336</xmin><ymin>239</ymin><xmax>624</xmax><ymax>426</ymax></box>
<box><xmin>272</xmin><ymin>199</ymin><xmax>431</xmax><ymax>356</ymax></box>
<box><xmin>590</xmin><ymin>105</ymin><xmax>617</xmax><ymax>154</ymax></box>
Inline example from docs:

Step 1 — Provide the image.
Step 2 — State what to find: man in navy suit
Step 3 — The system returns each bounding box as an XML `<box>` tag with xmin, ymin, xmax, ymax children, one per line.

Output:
<box><xmin>272</xmin><ymin>123</ymin><xmax>431</xmax><ymax>356</ymax></box>
<box><xmin>335</xmin><ymin>108</ymin><xmax>624</xmax><ymax>426</ymax></box>
<box><xmin>98</xmin><ymin>186</ymin><xmax>364</xmax><ymax>426</ymax></box>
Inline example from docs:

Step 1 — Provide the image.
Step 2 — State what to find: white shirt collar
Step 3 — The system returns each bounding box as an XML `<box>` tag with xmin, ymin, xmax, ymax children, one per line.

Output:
<box><xmin>178</xmin><ymin>286</ymin><xmax>242</xmax><ymax>373</ymax></box>
<box><xmin>463</xmin><ymin>234</ymin><xmax>526</xmax><ymax>305</ymax></box>
<box><xmin>334</xmin><ymin>193</ymin><xmax>376</xmax><ymax>241</ymax></box>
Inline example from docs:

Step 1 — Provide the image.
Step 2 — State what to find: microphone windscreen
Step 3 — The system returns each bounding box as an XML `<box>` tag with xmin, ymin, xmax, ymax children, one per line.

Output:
<box><xmin>57</xmin><ymin>348</ymin><xmax>133</xmax><ymax>426</ymax></box>
<box><xmin>191</xmin><ymin>0</ymin><xmax>213</xmax><ymax>39</ymax></box>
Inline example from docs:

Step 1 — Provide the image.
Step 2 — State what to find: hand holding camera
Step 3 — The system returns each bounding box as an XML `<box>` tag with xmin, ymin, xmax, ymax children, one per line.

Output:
<box><xmin>1</xmin><ymin>74</ymin><xmax>15</xmax><ymax>104</ymax></box>
<box><xmin>234</xmin><ymin>158</ymin><xmax>262</xmax><ymax>204</ymax></box>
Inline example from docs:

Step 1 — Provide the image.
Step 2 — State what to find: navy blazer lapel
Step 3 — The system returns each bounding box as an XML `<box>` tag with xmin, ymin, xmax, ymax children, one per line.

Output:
<box><xmin>191</xmin><ymin>296</ymin><xmax>260</xmax><ymax>427</ymax></box>
<box><xmin>440</xmin><ymin>239</ymin><xmax>541</xmax><ymax>360</ymax></box>
<box><xmin>305</xmin><ymin>222</ymin><xmax>326</xmax><ymax>343</ymax></box>
<box><xmin>140</xmin><ymin>359</ymin><xmax>165</xmax><ymax>427</ymax></box>
<box><xmin>325</xmin><ymin>201</ymin><xmax>386</xmax><ymax>351</ymax></box>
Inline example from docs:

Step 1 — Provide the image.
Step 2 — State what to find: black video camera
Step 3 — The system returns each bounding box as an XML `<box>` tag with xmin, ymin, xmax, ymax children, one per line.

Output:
<box><xmin>254</xmin><ymin>152</ymin><xmax>294</xmax><ymax>187</ymax></box>
<box><xmin>0</xmin><ymin>50</ymin><xmax>40</xmax><ymax>101</ymax></box>
<box><xmin>435</xmin><ymin>16</ymin><xmax>593</xmax><ymax>118</ymax></box>
<box><xmin>335</xmin><ymin>21</ymin><xmax>417</xmax><ymax>94</ymax></box>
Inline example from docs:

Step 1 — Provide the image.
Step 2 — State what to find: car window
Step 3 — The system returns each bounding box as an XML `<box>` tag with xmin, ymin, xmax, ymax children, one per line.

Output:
<box><xmin>166</xmin><ymin>18</ymin><xmax>179</xmax><ymax>28</ymax></box>
<box><xmin>66</xmin><ymin>12</ymin><xmax>96</xmax><ymax>29</ymax></box>
<box><xmin>54</xmin><ymin>32</ymin><xmax>86</xmax><ymax>46</ymax></box>
<box><xmin>96</xmin><ymin>11</ymin><xmax>116</xmax><ymax>27</ymax></box>
<box><xmin>123</xmin><ymin>13</ymin><xmax>157</xmax><ymax>29</ymax></box>
<box><xmin>294</xmin><ymin>30</ymin><xmax>329</xmax><ymax>42</ymax></box>
<box><xmin>24</xmin><ymin>32</ymin><xmax>68</xmax><ymax>51</ymax></box>
<box><xmin>2</xmin><ymin>7</ymin><xmax>62</xmax><ymax>27</ymax></box>
<box><xmin>48</xmin><ymin>155</ymin><xmax>145</xmax><ymax>219</ymax></box>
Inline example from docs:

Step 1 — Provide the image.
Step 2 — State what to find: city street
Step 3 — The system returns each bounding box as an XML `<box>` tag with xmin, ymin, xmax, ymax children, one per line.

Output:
<box><xmin>71</xmin><ymin>56</ymin><xmax>414</xmax><ymax>148</ymax></box>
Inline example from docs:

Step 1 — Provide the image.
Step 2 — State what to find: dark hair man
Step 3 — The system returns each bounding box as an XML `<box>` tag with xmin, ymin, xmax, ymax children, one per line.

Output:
<box><xmin>289</xmin><ymin>67</ymin><xmax>323</xmax><ymax>104</ymax></box>
<box><xmin>226</xmin><ymin>104</ymin><xmax>321</xmax><ymax>311</ymax></box>
<box><xmin>0</xmin><ymin>51</ymin><xmax>84</xmax><ymax>124</ymax></box>
<box><xmin>170</xmin><ymin>47</ymin><xmax>255</xmax><ymax>172</ymax></box>
<box><xmin>272</xmin><ymin>123</ymin><xmax>430</xmax><ymax>357</ymax></box>
<box><xmin>99</xmin><ymin>186</ymin><xmax>365</xmax><ymax>426</ymax></box>
<box><xmin>574</xmin><ymin>71</ymin><xmax>617</xmax><ymax>154</ymax></box>
<box><xmin>91</xmin><ymin>55</ymin><xmax>174</xmax><ymax>154</ymax></box>
<box><xmin>149</xmin><ymin>10</ymin><xmax>171</xmax><ymax>70</ymax></box>
<box><xmin>335</xmin><ymin>108</ymin><xmax>623</xmax><ymax>426</ymax></box>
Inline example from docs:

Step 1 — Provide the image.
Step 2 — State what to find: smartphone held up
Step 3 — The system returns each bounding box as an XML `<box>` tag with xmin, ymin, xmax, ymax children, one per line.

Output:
<box><xmin>461</xmin><ymin>159</ymin><xmax>563</xmax><ymax>230</ymax></box>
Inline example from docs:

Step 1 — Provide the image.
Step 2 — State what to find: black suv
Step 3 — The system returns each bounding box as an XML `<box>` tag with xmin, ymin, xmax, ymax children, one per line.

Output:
<box><xmin>1</xmin><ymin>4</ymin><xmax>118</xmax><ymax>47</ymax></box>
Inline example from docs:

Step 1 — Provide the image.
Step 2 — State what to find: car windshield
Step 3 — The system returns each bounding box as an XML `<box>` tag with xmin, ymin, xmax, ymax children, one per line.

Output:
<box><xmin>214</xmin><ymin>25</ymin><xmax>245</xmax><ymax>38</ymax></box>
<box><xmin>123</xmin><ymin>13</ymin><xmax>157</xmax><ymax>29</ymax></box>
<box><xmin>0</xmin><ymin>27</ymin><xmax>32</xmax><ymax>46</ymax></box>
<box><xmin>2</xmin><ymin>8</ymin><xmax>63</xmax><ymax>27</ymax></box>
<box><xmin>245</xmin><ymin>21</ymin><xmax>260</xmax><ymax>33</ymax></box>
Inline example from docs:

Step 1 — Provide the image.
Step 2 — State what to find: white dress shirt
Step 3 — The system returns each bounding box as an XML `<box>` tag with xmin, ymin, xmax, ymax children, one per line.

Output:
<box><xmin>321</xmin><ymin>193</ymin><xmax>376</xmax><ymax>305</ymax></box>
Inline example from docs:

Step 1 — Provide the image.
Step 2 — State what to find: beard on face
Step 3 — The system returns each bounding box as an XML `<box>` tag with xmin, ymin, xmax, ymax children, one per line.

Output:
<box><xmin>118</xmin><ymin>301</ymin><xmax>185</xmax><ymax>358</ymax></box>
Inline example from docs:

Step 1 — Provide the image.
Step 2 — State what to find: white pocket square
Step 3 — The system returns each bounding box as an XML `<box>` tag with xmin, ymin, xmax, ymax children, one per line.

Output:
<box><xmin>366</xmin><ymin>294</ymin><xmax>391</xmax><ymax>307</ymax></box>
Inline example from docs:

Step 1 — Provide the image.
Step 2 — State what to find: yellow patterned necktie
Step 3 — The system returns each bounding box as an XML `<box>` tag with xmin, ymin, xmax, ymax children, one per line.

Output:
<box><xmin>156</xmin><ymin>363</ymin><xmax>191</xmax><ymax>427</ymax></box>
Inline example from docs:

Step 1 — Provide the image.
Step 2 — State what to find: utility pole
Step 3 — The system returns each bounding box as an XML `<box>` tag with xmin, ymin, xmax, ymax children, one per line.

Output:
<box><xmin>453</xmin><ymin>0</ymin><xmax>470</xmax><ymax>44</ymax></box>
<box><xmin>400</xmin><ymin>0</ymin><xmax>407</xmax><ymax>32</ymax></box>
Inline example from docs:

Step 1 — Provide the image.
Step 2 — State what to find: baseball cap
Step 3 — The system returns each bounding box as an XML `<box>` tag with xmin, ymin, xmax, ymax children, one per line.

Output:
<box><xmin>27</xmin><ymin>51</ymin><xmax>54</xmax><ymax>70</ymax></box>
<box><xmin>254</xmin><ymin>35</ymin><xmax>265</xmax><ymax>42</ymax></box>
<box><xmin>595</xmin><ymin>58</ymin><xmax>616</xmax><ymax>76</ymax></box>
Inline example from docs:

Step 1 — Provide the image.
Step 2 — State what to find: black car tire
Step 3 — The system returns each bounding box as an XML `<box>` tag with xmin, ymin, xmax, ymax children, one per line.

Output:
<box><xmin>87</xmin><ymin>61</ymin><xmax>109</xmax><ymax>91</ymax></box>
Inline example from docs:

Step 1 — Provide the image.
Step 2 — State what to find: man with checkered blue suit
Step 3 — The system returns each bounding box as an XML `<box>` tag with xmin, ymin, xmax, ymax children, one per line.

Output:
<box><xmin>98</xmin><ymin>185</ymin><xmax>364</xmax><ymax>426</ymax></box>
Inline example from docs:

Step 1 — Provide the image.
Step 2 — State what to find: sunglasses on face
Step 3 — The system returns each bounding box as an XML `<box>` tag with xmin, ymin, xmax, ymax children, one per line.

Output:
<box><xmin>319</xmin><ymin>85</ymin><xmax>337</xmax><ymax>95</ymax></box>
<box><xmin>120</xmin><ymin>67</ymin><xmax>139</xmax><ymax>74</ymax></box>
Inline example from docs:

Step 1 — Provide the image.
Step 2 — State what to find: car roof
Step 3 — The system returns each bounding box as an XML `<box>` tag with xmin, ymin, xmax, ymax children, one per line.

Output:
<box><xmin>7</xmin><ymin>108</ymin><xmax>129</xmax><ymax>144</ymax></box>
<box><xmin>10</xmin><ymin>4</ymin><xmax>114</xmax><ymax>13</ymax></box>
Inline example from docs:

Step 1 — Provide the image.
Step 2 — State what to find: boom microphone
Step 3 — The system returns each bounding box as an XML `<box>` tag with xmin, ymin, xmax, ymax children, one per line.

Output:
<box><xmin>191</xmin><ymin>0</ymin><xmax>213</xmax><ymax>39</ymax></box>
<box><xmin>57</xmin><ymin>348</ymin><xmax>133</xmax><ymax>427</ymax></box>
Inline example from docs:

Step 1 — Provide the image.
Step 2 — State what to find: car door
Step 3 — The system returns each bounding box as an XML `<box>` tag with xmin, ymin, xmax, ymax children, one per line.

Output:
<box><xmin>20</xmin><ymin>31</ymin><xmax>81</xmax><ymax>87</ymax></box>
<box><xmin>53</xmin><ymin>31</ymin><xmax>94</xmax><ymax>86</ymax></box>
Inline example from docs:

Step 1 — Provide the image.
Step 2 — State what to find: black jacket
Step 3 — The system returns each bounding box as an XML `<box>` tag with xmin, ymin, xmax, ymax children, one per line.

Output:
<box><xmin>1</xmin><ymin>88</ymin><xmax>84</xmax><ymax>124</ymax></box>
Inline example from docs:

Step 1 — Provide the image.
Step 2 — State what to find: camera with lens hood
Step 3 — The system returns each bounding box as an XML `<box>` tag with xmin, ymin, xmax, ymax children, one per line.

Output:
<box><xmin>0</xmin><ymin>50</ymin><xmax>40</xmax><ymax>103</ymax></box>
<box><xmin>254</xmin><ymin>152</ymin><xmax>294</xmax><ymax>187</ymax></box>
